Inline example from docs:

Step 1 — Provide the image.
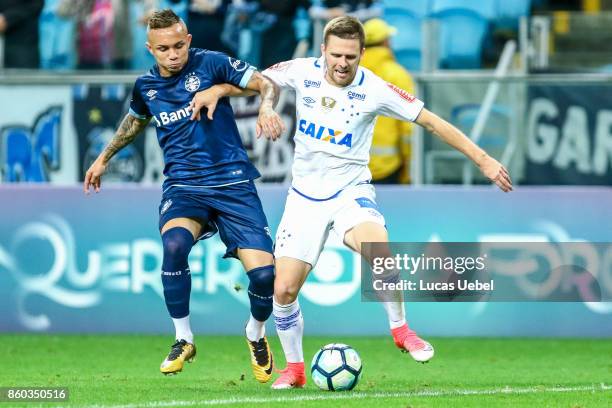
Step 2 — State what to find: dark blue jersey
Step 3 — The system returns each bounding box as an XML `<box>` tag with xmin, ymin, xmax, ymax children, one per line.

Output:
<box><xmin>129</xmin><ymin>48</ymin><xmax>260</xmax><ymax>190</ymax></box>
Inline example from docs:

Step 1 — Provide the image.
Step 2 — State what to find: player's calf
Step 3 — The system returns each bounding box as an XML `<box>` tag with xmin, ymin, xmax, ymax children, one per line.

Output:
<box><xmin>161</xmin><ymin>227</ymin><xmax>193</xmax><ymax>320</ymax></box>
<box><xmin>159</xmin><ymin>228</ymin><xmax>197</xmax><ymax>375</ymax></box>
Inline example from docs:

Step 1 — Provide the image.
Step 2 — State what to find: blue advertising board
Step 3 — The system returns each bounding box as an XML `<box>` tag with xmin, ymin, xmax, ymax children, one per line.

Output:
<box><xmin>0</xmin><ymin>185</ymin><xmax>611</xmax><ymax>337</ymax></box>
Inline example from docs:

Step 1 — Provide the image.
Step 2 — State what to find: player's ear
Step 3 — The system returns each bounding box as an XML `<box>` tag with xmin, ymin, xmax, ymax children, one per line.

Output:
<box><xmin>320</xmin><ymin>43</ymin><xmax>325</xmax><ymax>56</ymax></box>
<box><xmin>186</xmin><ymin>33</ymin><xmax>192</xmax><ymax>48</ymax></box>
<box><xmin>145</xmin><ymin>42</ymin><xmax>153</xmax><ymax>55</ymax></box>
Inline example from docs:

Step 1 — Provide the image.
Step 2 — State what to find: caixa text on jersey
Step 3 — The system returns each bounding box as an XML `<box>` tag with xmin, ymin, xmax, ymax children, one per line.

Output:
<box><xmin>298</xmin><ymin>119</ymin><xmax>353</xmax><ymax>147</ymax></box>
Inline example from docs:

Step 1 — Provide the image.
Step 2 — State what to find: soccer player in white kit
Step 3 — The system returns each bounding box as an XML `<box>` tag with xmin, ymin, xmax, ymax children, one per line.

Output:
<box><xmin>193</xmin><ymin>15</ymin><xmax>513</xmax><ymax>389</ymax></box>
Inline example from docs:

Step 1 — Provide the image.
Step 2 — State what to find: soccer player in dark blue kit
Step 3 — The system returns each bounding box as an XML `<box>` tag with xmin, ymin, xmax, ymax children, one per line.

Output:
<box><xmin>83</xmin><ymin>9</ymin><xmax>284</xmax><ymax>383</ymax></box>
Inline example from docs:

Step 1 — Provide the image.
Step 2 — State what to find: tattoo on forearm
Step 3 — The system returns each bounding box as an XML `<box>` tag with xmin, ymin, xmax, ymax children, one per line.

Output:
<box><xmin>260</xmin><ymin>79</ymin><xmax>278</xmax><ymax>107</ymax></box>
<box><xmin>102</xmin><ymin>115</ymin><xmax>148</xmax><ymax>163</ymax></box>
<box><xmin>249</xmin><ymin>71</ymin><xmax>278</xmax><ymax>107</ymax></box>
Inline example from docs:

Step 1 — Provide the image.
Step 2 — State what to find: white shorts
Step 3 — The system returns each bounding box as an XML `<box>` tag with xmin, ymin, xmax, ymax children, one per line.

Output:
<box><xmin>274</xmin><ymin>183</ymin><xmax>386</xmax><ymax>266</ymax></box>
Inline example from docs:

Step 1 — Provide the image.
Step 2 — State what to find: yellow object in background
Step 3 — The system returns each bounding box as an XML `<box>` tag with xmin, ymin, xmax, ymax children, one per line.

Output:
<box><xmin>583</xmin><ymin>0</ymin><xmax>601</xmax><ymax>14</ymax></box>
<box><xmin>553</xmin><ymin>11</ymin><xmax>571</xmax><ymax>34</ymax></box>
<box><xmin>361</xmin><ymin>33</ymin><xmax>416</xmax><ymax>183</ymax></box>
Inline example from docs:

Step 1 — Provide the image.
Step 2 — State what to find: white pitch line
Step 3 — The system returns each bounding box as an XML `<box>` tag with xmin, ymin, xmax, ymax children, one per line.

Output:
<box><xmin>41</xmin><ymin>383</ymin><xmax>611</xmax><ymax>408</ymax></box>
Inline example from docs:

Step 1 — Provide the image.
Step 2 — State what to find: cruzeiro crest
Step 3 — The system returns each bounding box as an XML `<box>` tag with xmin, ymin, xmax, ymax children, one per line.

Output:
<box><xmin>184</xmin><ymin>73</ymin><xmax>200</xmax><ymax>92</ymax></box>
<box><xmin>321</xmin><ymin>96</ymin><xmax>337</xmax><ymax>112</ymax></box>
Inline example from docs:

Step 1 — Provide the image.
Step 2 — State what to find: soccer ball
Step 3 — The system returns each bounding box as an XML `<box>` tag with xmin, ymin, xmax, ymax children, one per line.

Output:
<box><xmin>310</xmin><ymin>343</ymin><xmax>362</xmax><ymax>391</ymax></box>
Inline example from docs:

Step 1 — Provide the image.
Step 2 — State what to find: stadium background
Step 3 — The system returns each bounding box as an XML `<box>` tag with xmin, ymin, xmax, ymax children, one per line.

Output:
<box><xmin>1</xmin><ymin>0</ymin><xmax>611</xmax><ymax>396</ymax></box>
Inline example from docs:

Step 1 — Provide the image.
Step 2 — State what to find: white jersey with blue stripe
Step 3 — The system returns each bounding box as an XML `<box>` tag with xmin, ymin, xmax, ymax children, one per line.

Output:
<box><xmin>263</xmin><ymin>57</ymin><xmax>424</xmax><ymax>200</ymax></box>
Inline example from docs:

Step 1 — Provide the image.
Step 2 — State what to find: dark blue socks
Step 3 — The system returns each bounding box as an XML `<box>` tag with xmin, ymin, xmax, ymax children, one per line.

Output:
<box><xmin>161</xmin><ymin>226</ymin><xmax>274</xmax><ymax>322</ymax></box>
<box><xmin>161</xmin><ymin>227</ymin><xmax>194</xmax><ymax>318</ymax></box>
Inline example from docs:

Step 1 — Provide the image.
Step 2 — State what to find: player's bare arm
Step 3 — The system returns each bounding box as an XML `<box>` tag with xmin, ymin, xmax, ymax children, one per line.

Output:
<box><xmin>189</xmin><ymin>71</ymin><xmax>284</xmax><ymax>140</ymax></box>
<box><xmin>83</xmin><ymin>114</ymin><xmax>150</xmax><ymax>194</ymax></box>
<box><xmin>416</xmin><ymin>108</ymin><xmax>513</xmax><ymax>192</ymax></box>
<box><xmin>247</xmin><ymin>71</ymin><xmax>284</xmax><ymax>140</ymax></box>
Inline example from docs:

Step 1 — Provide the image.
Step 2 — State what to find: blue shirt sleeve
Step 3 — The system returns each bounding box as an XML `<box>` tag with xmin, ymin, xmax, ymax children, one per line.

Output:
<box><xmin>205</xmin><ymin>51</ymin><xmax>256</xmax><ymax>89</ymax></box>
<box><xmin>129</xmin><ymin>78</ymin><xmax>151</xmax><ymax>119</ymax></box>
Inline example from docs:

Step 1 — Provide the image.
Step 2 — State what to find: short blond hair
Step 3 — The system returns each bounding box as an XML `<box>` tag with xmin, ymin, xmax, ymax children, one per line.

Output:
<box><xmin>323</xmin><ymin>16</ymin><xmax>365</xmax><ymax>49</ymax></box>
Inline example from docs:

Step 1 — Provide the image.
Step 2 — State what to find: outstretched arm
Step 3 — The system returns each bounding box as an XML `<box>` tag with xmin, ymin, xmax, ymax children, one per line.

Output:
<box><xmin>416</xmin><ymin>108</ymin><xmax>513</xmax><ymax>192</ymax></box>
<box><xmin>83</xmin><ymin>114</ymin><xmax>150</xmax><ymax>194</ymax></box>
<box><xmin>246</xmin><ymin>71</ymin><xmax>284</xmax><ymax>139</ymax></box>
<box><xmin>189</xmin><ymin>71</ymin><xmax>284</xmax><ymax>140</ymax></box>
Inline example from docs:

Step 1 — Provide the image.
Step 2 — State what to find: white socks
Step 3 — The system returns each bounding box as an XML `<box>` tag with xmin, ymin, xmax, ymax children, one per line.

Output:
<box><xmin>273</xmin><ymin>298</ymin><xmax>304</xmax><ymax>363</ymax></box>
<box><xmin>373</xmin><ymin>267</ymin><xmax>407</xmax><ymax>329</ymax></box>
<box><xmin>173</xmin><ymin>314</ymin><xmax>265</xmax><ymax>344</ymax></box>
<box><xmin>245</xmin><ymin>314</ymin><xmax>266</xmax><ymax>341</ymax></box>
<box><xmin>382</xmin><ymin>301</ymin><xmax>407</xmax><ymax>329</ymax></box>
<box><xmin>172</xmin><ymin>315</ymin><xmax>194</xmax><ymax>343</ymax></box>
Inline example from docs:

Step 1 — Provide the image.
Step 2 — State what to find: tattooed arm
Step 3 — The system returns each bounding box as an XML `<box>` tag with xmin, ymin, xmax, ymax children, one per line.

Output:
<box><xmin>83</xmin><ymin>114</ymin><xmax>150</xmax><ymax>194</ymax></box>
<box><xmin>189</xmin><ymin>71</ymin><xmax>285</xmax><ymax>140</ymax></box>
<box><xmin>247</xmin><ymin>71</ymin><xmax>284</xmax><ymax>140</ymax></box>
<box><xmin>246</xmin><ymin>71</ymin><xmax>280</xmax><ymax>108</ymax></box>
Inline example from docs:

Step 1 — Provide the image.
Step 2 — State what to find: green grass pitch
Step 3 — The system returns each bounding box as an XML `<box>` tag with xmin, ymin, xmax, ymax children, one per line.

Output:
<box><xmin>1</xmin><ymin>334</ymin><xmax>610</xmax><ymax>407</ymax></box>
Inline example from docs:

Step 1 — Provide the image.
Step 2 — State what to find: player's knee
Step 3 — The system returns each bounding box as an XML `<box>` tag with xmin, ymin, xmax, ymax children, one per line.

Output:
<box><xmin>161</xmin><ymin>227</ymin><xmax>193</xmax><ymax>271</ymax></box>
<box><xmin>247</xmin><ymin>264</ymin><xmax>275</xmax><ymax>292</ymax></box>
<box><xmin>274</xmin><ymin>280</ymin><xmax>300</xmax><ymax>304</ymax></box>
<box><xmin>247</xmin><ymin>265</ymin><xmax>275</xmax><ymax>321</ymax></box>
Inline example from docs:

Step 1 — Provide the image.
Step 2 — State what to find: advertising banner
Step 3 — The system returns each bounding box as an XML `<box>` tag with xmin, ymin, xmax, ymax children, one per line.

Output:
<box><xmin>0</xmin><ymin>84</ymin><xmax>296</xmax><ymax>184</ymax></box>
<box><xmin>526</xmin><ymin>84</ymin><xmax>612</xmax><ymax>185</ymax></box>
<box><xmin>1</xmin><ymin>185</ymin><xmax>611</xmax><ymax>337</ymax></box>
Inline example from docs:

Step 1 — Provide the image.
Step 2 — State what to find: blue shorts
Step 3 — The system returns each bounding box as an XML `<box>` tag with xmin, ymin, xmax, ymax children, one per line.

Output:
<box><xmin>158</xmin><ymin>180</ymin><xmax>273</xmax><ymax>259</ymax></box>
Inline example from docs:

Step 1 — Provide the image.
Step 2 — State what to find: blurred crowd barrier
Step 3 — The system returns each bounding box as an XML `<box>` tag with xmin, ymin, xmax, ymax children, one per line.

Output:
<box><xmin>1</xmin><ymin>72</ymin><xmax>612</xmax><ymax>186</ymax></box>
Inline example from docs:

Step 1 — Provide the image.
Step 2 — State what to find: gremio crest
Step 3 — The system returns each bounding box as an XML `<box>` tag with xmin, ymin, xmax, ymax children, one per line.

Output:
<box><xmin>184</xmin><ymin>73</ymin><xmax>200</xmax><ymax>92</ymax></box>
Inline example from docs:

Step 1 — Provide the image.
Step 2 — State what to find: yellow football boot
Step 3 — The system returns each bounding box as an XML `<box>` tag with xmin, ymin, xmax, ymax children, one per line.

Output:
<box><xmin>160</xmin><ymin>339</ymin><xmax>196</xmax><ymax>375</ymax></box>
<box><xmin>246</xmin><ymin>335</ymin><xmax>274</xmax><ymax>383</ymax></box>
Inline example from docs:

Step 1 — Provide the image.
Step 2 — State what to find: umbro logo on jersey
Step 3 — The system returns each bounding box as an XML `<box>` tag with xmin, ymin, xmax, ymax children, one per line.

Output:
<box><xmin>347</xmin><ymin>91</ymin><xmax>366</xmax><ymax>101</ymax></box>
<box><xmin>298</xmin><ymin>119</ymin><xmax>352</xmax><ymax>147</ymax></box>
<box><xmin>146</xmin><ymin>90</ymin><xmax>157</xmax><ymax>100</ymax></box>
<box><xmin>302</xmin><ymin>97</ymin><xmax>316</xmax><ymax>105</ymax></box>
<box><xmin>304</xmin><ymin>79</ymin><xmax>321</xmax><ymax>88</ymax></box>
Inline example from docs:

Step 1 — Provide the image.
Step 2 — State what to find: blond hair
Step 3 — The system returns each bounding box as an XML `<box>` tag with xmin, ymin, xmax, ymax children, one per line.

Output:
<box><xmin>323</xmin><ymin>16</ymin><xmax>365</xmax><ymax>49</ymax></box>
